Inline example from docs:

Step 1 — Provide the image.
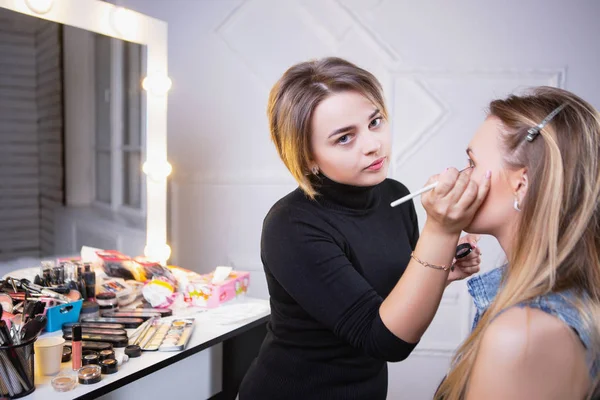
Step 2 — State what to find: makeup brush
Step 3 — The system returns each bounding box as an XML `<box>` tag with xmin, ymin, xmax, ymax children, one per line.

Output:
<box><xmin>390</xmin><ymin>166</ymin><xmax>473</xmax><ymax>207</ymax></box>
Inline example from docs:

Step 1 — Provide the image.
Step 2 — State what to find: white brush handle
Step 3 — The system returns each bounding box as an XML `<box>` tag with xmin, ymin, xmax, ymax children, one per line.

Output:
<box><xmin>390</xmin><ymin>181</ymin><xmax>438</xmax><ymax>207</ymax></box>
<box><xmin>390</xmin><ymin>166</ymin><xmax>473</xmax><ymax>208</ymax></box>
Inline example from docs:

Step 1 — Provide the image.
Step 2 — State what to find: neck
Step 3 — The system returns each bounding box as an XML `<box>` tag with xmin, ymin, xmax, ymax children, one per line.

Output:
<box><xmin>495</xmin><ymin>219</ymin><xmax>519</xmax><ymax>261</ymax></box>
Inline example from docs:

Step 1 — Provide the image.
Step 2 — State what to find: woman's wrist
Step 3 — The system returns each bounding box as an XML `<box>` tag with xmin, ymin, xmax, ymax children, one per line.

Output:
<box><xmin>422</xmin><ymin>219</ymin><xmax>462</xmax><ymax>240</ymax></box>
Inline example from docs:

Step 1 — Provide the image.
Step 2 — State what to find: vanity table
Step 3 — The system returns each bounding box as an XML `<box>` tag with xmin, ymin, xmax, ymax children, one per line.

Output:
<box><xmin>27</xmin><ymin>298</ymin><xmax>269</xmax><ymax>400</ymax></box>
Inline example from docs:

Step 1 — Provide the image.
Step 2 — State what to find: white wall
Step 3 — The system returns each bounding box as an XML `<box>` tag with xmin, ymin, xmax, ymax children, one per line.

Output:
<box><xmin>117</xmin><ymin>1</ymin><xmax>600</xmax><ymax>398</ymax></box>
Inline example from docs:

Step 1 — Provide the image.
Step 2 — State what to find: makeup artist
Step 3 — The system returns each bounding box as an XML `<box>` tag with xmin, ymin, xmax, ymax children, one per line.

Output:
<box><xmin>238</xmin><ymin>57</ymin><xmax>491</xmax><ymax>400</ymax></box>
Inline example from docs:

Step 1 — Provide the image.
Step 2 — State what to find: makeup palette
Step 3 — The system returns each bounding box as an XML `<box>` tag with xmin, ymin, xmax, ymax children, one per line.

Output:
<box><xmin>158</xmin><ymin>319</ymin><xmax>194</xmax><ymax>352</ymax></box>
<box><xmin>63</xmin><ymin>341</ymin><xmax>113</xmax><ymax>352</ymax></box>
<box><xmin>129</xmin><ymin>318</ymin><xmax>195</xmax><ymax>352</ymax></box>
<box><xmin>81</xmin><ymin>317</ymin><xmax>144</xmax><ymax>329</ymax></box>
<box><xmin>101</xmin><ymin>309</ymin><xmax>171</xmax><ymax>319</ymax></box>
<box><xmin>62</xmin><ymin>332</ymin><xmax>129</xmax><ymax>348</ymax></box>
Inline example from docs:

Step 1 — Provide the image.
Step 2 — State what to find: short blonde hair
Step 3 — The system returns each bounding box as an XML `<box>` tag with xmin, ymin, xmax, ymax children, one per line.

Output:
<box><xmin>267</xmin><ymin>57</ymin><xmax>388</xmax><ymax>198</ymax></box>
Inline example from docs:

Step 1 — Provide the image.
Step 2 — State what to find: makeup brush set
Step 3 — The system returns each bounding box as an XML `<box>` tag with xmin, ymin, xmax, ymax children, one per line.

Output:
<box><xmin>0</xmin><ymin>276</ymin><xmax>83</xmax><ymax>333</ymax></box>
<box><xmin>0</xmin><ymin>304</ymin><xmax>45</xmax><ymax>398</ymax></box>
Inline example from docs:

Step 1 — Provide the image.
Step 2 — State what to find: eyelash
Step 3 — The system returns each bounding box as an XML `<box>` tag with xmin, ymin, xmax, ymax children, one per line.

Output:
<box><xmin>336</xmin><ymin>117</ymin><xmax>383</xmax><ymax>145</ymax></box>
<box><xmin>468</xmin><ymin>158</ymin><xmax>475</xmax><ymax>168</ymax></box>
<box><xmin>337</xmin><ymin>134</ymin><xmax>352</xmax><ymax>144</ymax></box>
<box><xmin>369</xmin><ymin>117</ymin><xmax>383</xmax><ymax>129</ymax></box>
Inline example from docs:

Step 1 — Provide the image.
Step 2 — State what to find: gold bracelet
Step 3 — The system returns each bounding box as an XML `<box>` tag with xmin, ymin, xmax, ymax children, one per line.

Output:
<box><xmin>410</xmin><ymin>252</ymin><xmax>452</xmax><ymax>272</ymax></box>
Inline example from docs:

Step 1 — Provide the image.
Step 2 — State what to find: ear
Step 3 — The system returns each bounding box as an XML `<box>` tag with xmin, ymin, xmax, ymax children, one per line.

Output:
<box><xmin>510</xmin><ymin>168</ymin><xmax>528</xmax><ymax>199</ymax></box>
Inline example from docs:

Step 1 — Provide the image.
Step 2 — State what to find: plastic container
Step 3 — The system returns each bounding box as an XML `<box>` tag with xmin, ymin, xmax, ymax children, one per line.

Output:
<box><xmin>78</xmin><ymin>365</ymin><xmax>101</xmax><ymax>385</ymax></box>
<box><xmin>96</xmin><ymin>292</ymin><xmax>118</xmax><ymax>311</ymax></box>
<box><xmin>79</xmin><ymin>301</ymin><xmax>100</xmax><ymax>321</ymax></box>
<box><xmin>51</xmin><ymin>374</ymin><xmax>77</xmax><ymax>392</ymax></box>
<box><xmin>45</xmin><ymin>299</ymin><xmax>83</xmax><ymax>333</ymax></box>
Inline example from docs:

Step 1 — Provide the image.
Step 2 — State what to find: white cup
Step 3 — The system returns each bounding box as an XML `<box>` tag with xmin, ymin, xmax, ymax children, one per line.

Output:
<box><xmin>34</xmin><ymin>336</ymin><xmax>65</xmax><ymax>376</ymax></box>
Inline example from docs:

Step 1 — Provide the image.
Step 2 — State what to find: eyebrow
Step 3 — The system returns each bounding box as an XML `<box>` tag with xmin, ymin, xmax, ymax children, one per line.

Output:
<box><xmin>466</xmin><ymin>147</ymin><xmax>476</xmax><ymax>160</ymax></box>
<box><xmin>327</xmin><ymin>109</ymin><xmax>381</xmax><ymax>139</ymax></box>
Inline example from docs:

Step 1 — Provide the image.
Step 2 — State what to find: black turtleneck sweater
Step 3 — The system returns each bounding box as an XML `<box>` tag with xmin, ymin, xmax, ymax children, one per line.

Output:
<box><xmin>239</xmin><ymin>176</ymin><xmax>420</xmax><ymax>400</ymax></box>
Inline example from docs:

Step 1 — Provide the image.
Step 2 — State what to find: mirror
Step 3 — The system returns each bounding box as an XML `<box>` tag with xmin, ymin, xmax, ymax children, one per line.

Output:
<box><xmin>0</xmin><ymin>0</ymin><xmax>170</xmax><ymax>274</ymax></box>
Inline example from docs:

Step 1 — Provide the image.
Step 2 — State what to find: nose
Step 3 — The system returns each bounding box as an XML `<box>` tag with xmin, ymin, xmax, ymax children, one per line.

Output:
<box><xmin>362</xmin><ymin>132</ymin><xmax>381</xmax><ymax>155</ymax></box>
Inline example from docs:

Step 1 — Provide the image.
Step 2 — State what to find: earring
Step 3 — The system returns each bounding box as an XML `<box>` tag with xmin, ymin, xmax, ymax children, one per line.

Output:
<box><xmin>513</xmin><ymin>196</ymin><xmax>521</xmax><ymax>212</ymax></box>
<box><xmin>311</xmin><ymin>166</ymin><xmax>319</xmax><ymax>175</ymax></box>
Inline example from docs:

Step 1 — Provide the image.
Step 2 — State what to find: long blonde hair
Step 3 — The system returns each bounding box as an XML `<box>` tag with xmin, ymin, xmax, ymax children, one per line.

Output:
<box><xmin>436</xmin><ymin>86</ymin><xmax>600</xmax><ymax>399</ymax></box>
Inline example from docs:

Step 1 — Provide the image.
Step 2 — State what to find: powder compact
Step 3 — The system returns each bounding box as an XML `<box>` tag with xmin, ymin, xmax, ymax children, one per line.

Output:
<box><xmin>100</xmin><ymin>358</ymin><xmax>118</xmax><ymax>374</ymax></box>
<box><xmin>82</xmin><ymin>353</ymin><xmax>100</xmax><ymax>365</ymax></box>
<box><xmin>78</xmin><ymin>365</ymin><xmax>102</xmax><ymax>385</ymax></box>
<box><xmin>98</xmin><ymin>349</ymin><xmax>115</xmax><ymax>361</ymax></box>
<box><xmin>51</xmin><ymin>374</ymin><xmax>77</xmax><ymax>392</ymax></box>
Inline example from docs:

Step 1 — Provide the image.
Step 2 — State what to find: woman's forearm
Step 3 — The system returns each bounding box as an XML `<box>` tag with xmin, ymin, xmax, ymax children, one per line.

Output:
<box><xmin>380</xmin><ymin>221</ymin><xmax>459</xmax><ymax>343</ymax></box>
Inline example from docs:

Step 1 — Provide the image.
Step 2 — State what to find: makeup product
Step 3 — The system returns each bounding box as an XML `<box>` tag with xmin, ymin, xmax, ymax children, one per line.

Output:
<box><xmin>158</xmin><ymin>319</ymin><xmax>195</xmax><ymax>352</ymax></box>
<box><xmin>0</xmin><ymin>293</ymin><xmax>13</xmax><ymax>314</ymax></box>
<box><xmin>127</xmin><ymin>318</ymin><xmax>152</xmax><ymax>345</ymax></box>
<box><xmin>63</xmin><ymin>322</ymin><xmax>125</xmax><ymax>330</ymax></box>
<box><xmin>139</xmin><ymin>321</ymin><xmax>170</xmax><ymax>351</ymax></box>
<box><xmin>63</xmin><ymin>327</ymin><xmax>128</xmax><ymax>337</ymax></box>
<box><xmin>77</xmin><ymin>264</ymin><xmax>87</xmax><ymax>299</ymax></box>
<box><xmin>100</xmin><ymin>310</ymin><xmax>162</xmax><ymax>320</ymax></box>
<box><xmin>98</xmin><ymin>279</ymin><xmax>135</xmax><ymax>306</ymax></box>
<box><xmin>115</xmin><ymin>352</ymin><xmax>129</xmax><ymax>366</ymax></box>
<box><xmin>99</xmin><ymin>358</ymin><xmax>118</xmax><ymax>374</ymax></box>
<box><xmin>455</xmin><ymin>243</ymin><xmax>473</xmax><ymax>259</ymax></box>
<box><xmin>78</xmin><ymin>365</ymin><xmax>101</xmax><ymax>385</ymax></box>
<box><xmin>82</xmin><ymin>353</ymin><xmax>100</xmax><ymax>365</ymax></box>
<box><xmin>64</xmin><ymin>341</ymin><xmax>112</xmax><ymax>352</ymax></box>
<box><xmin>82</xmin><ymin>350</ymin><xmax>98</xmax><ymax>358</ymax></box>
<box><xmin>62</xmin><ymin>261</ymin><xmax>79</xmax><ymax>288</ymax></box>
<box><xmin>131</xmin><ymin>317</ymin><xmax>157</xmax><ymax>347</ymax></box>
<box><xmin>82</xmin><ymin>264</ymin><xmax>96</xmax><ymax>300</ymax></box>
<box><xmin>71</xmin><ymin>324</ymin><xmax>82</xmax><ymax>370</ymax></box>
<box><xmin>133</xmin><ymin>307</ymin><xmax>173</xmax><ymax>317</ymax></box>
<box><xmin>65</xmin><ymin>289</ymin><xmax>82</xmax><ymax>302</ymax></box>
<box><xmin>390</xmin><ymin>166</ymin><xmax>473</xmax><ymax>207</ymax></box>
<box><xmin>124</xmin><ymin>344</ymin><xmax>141</xmax><ymax>358</ymax></box>
<box><xmin>98</xmin><ymin>349</ymin><xmax>115</xmax><ymax>361</ymax></box>
<box><xmin>81</xmin><ymin>317</ymin><xmax>144</xmax><ymax>329</ymax></box>
<box><xmin>19</xmin><ymin>279</ymin><xmax>70</xmax><ymax>303</ymax></box>
<box><xmin>61</xmin><ymin>346</ymin><xmax>72</xmax><ymax>363</ymax></box>
<box><xmin>62</xmin><ymin>332</ymin><xmax>129</xmax><ymax>348</ymax></box>
<box><xmin>80</xmin><ymin>301</ymin><xmax>100</xmax><ymax>321</ymax></box>
<box><xmin>450</xmin><ymin>243</ymin><xmax>474</xmax><ymax>272</ymax></box>
<box><xmin>19</xmin><ymin>317</ymin><xmax>45</xmax><ymax>342</ymax></box>
<box><xmin>51</xmin><ymin>374</ymin><xmax>77</xmax><ymax>392</ymax></box>
<box><xmin>96</xmin><ymin>292</ymin><xmax>118</xmax><ymax>311</ymax></box>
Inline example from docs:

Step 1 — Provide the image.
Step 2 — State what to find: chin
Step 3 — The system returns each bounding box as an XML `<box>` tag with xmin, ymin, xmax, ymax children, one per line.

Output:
<box><xmin>464</xmin><ymin>215</ymin><xmax>487</xmax><ymax>235</ymax></box>
<box><xmin>359</xmin><ymin>173</ymin><xmax>386</xmax><ymax>187</ymax></box>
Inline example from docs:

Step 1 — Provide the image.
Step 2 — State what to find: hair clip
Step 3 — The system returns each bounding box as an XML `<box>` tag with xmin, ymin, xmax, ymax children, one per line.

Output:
<box><xmin>526</xmin><ymin>103</ymin><xmax>568</xmax><ymax>142</ymax></box>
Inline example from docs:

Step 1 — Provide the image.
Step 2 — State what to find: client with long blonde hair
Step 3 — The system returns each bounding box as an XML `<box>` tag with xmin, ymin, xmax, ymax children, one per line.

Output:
<box><xmin>436</xmin><ymin>86</ymin><xmax>600</xmax><ymax>399</ymax></box>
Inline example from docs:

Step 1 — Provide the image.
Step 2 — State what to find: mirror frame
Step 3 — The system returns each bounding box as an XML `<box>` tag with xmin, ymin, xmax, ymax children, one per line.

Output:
<box><xmin>0</xmin><ymin>0</ymin><xmax>171</xmax><ymax>263</ymax></box>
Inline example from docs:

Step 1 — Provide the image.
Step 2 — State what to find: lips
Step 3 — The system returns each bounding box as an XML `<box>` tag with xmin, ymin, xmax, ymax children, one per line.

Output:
<box><xmin>366</xmin><ymin>157</ymin><xmax>386</xmax><ymax>170</ymax></box>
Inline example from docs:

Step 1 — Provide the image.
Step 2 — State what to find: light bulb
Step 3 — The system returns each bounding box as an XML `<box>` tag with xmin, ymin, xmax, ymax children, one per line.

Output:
<box><xmin>25</xmin><ymin>0</ymin><xmax>53</xmax><ymax>14</ymax></box>
<box><xmin>144</xmin><ymin>243</ymin><xmax>171</xmax><ymax>264</ymax></box>
<box><xmin>110</xmin><ymin>7</ymin><xmax>138</xmax><ymax>39</ymax></box>
<box><xmin>142</xmin><ymin>161</ymin><xmax>172</xmax><ymax>181</ymax></box>
<box><xmin>142</xmin><ymin>74</ymin><xmax>172</xmax><ymax>96</ymax></box>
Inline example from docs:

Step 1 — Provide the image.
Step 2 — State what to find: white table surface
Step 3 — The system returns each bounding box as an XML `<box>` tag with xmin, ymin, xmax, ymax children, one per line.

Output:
<box><xmin>25</xmin><ymin>297</ymin><xmax>270</xmax><ymax>400</ymax></box>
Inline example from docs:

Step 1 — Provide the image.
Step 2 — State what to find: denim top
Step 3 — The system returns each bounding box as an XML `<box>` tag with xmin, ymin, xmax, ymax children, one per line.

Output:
<box><xmin>467</xmin><ymin>266</ymin><xmax>600</xmax><ymax>380</ymax></box>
